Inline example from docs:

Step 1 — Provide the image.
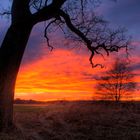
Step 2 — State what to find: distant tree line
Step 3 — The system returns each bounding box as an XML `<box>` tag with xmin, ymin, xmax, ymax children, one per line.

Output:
<box><xmin>14</xmin><ymin>98</ymin><xmax>47</xmax><ymax>104</ymax></box>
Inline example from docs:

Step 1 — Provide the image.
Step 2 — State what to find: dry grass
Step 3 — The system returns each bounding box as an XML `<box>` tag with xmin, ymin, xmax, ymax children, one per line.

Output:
<box><xmin>1</xmin><ymin>101</ymin><xmax>140</xmax><ymax>140</ymax></box>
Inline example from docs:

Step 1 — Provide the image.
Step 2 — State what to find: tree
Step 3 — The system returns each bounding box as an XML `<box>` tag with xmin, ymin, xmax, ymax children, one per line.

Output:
<box><xmin>95</xmin><ymin>59</ymin><xmax>136</xmax><ymax>102</ymax></box>
<box><xmin>0</xmin><ymin>0</ymin><xmax>129</xmax><ymax>131</ymax></box>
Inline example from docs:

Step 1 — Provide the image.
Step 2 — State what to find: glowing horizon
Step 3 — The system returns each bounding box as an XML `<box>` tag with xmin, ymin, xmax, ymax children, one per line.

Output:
<box><xmin>15</xmin><ymin>48</ymin><xmax>99</xmax><ymax>101</ymax></box>
<box><xmin>15</xmin><ymin>47</ymin><xmax>140</xmax><ymax>101</ymax></box>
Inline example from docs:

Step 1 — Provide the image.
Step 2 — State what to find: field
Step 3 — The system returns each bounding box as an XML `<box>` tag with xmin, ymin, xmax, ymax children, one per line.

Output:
<box><xmin>1</xmin><ymin>101</ymin><xmax>140</xmax><ymax>140</ymax></box>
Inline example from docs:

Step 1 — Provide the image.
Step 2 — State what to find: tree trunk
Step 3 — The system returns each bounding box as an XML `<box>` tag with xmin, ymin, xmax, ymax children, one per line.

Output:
<box><xmin>0</xmin><ymin>22</ymin><xmax>33</xmax><ymax>132</ymax></box>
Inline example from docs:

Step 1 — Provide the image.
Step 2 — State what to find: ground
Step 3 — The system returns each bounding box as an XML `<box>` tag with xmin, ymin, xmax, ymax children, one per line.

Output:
<box><xmin>0</xmin><ymin>101</ymin><xmax>140</xmax><ymax>140</ymax></box>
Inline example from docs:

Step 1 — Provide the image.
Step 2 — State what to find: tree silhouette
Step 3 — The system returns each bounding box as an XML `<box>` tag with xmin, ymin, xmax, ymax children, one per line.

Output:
<box><xmin>0</xmin><ymin>0</ymin><xmax>130</xmax><ymax>131</ymax></box>
<box><xmin>95</xmin><ymin>59</ymin><xmax>136</xmax><ymax>102</ymax></box>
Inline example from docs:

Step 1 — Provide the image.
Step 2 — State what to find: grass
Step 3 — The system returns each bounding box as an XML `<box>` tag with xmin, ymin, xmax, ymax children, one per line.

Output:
<box><xmin>14</xmin><ymin>104</ymin><xmax>48</xmax><ymax>112</ymax></box>
<box><xmin>1</xmin><ymin>101</ymin><xmax>140</xmax><ymax>140</ymax></box>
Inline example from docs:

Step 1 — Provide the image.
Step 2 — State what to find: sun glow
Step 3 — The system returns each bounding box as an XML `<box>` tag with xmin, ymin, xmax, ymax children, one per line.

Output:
<box><xmin>15</xmin><ymin>48</ymin><xmax>140</xmax><ymax>101</ymax></box>
<box><xmin>15</xmin><ymin>49</ymin><xmax>100</xmax><ymax>101</ymax></box>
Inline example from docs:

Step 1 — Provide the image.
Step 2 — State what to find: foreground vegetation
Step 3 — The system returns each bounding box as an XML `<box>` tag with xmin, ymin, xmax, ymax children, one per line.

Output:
<box><xmin>1</xmin><ymin>101</ymin><xmax>140</xmax><ymax>140</ymax></box>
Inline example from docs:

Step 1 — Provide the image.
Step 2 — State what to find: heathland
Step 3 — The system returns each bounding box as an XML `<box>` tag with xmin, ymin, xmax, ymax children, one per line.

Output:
<box><xmin>1</xmin><ymin>101</ymin><xmax>140</xmax><ymax>140</ymax></box>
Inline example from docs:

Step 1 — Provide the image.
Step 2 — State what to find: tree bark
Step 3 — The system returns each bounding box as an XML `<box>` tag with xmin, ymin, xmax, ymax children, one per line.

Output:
<box><xmin>0</xmin><ymin>22</ymin><xmax>33</xmax><ymax>132</ymax></box>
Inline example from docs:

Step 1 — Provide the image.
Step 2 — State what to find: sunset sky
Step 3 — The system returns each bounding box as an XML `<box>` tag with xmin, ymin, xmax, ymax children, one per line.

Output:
<box><xmin>0</xmin><ymin>0</ymin><xmax>140</xmax><ymax>101</ymax></box>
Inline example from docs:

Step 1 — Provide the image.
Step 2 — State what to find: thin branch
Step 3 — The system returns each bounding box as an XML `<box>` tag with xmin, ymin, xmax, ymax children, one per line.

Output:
<box><xmin>0</xmin><ymin>11</ymin><xmax>11</xmax><ymax>16</ymax></box>
<box><xmin>59</xmin><ymin>9</ymin><xmax>96</xmax><ymax>67</ymax></box>
<box><xmin>44</xmin><ymin>19</ymin><xmax>57</xmax><ymax>51</ymax></box>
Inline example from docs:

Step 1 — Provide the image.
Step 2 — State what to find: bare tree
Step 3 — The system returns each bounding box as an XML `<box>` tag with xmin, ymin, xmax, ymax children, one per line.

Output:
<box><xmin>0</xmin><ymin>0</ymin><xmax>130</xmax><ymax>131</ymax></box>
<box><xmin>95</xmin><ymin>59</ymin><xmax>136</xmax><ymax>102</ymax></box>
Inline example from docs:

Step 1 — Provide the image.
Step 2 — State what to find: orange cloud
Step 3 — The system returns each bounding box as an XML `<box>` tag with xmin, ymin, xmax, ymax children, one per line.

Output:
<box><xmin>15</xmin><ymin>49</ymin><xmax>101</xmax><ymax>101</ymax></box>
<box><xmin>15</xmin><ymin>48</ymin><xmax>140</xmax><ymax>101</ymax></box>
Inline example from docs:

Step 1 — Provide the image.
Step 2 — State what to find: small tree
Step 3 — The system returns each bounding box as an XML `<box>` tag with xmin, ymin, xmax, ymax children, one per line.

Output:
<box><xmin>95</xmin><ymin>59</ymin><xmax>136</xmax><ymax>102</ymax></box>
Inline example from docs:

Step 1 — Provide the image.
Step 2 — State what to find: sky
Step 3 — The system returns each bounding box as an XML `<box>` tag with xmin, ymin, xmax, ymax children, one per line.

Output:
<box><xmin>0</xmin><ymin>0</ymin><xmax>140</xmax><ymax>101</ymax></box>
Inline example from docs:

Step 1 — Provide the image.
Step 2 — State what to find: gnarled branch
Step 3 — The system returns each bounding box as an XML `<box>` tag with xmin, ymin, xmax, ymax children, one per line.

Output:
<box><xmin>59</xmin><ymin>9</ymin><xmax>96</xmax><ymax>67</ymax></box>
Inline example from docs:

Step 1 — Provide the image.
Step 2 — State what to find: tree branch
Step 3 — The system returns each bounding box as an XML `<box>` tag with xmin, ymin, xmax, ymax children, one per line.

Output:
<box><xmin>59</xmin><ymin>9</ymin><xmax>97</xmax><ymax>67</ymax></box>
<box><xmin>32</xmin><ymin>0</ymin><xmax>66</xmax><ymax>24</ymax></box>
<box><xmin>0</xmin><ymin>11</ymin><xmax>11</xmax><ymax>16</ymax></box>
<box><xmin>44</xmin><ymin>19</ymin><xmax>57</xmax><ymax>51</ymax></box>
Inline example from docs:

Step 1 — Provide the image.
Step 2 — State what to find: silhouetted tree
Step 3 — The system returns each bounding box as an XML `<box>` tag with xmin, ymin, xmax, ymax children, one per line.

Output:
<box><xmin>95</xmin><ymin>59</ymin><xmax>136</xmax><ymax>102</ymax></box>
<box><xmin>0</xmin><ymin>0</ymin><xmax>130</xmax><ymax>131</ymax></box>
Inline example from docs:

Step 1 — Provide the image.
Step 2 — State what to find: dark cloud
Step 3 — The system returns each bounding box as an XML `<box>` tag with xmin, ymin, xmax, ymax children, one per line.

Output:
<box><xmin>0</xmin><ymin>20</ymin><xmax>10</xmax><ymax>45</ymax></box>
<box><xmin>21</xmin><ymin>26</ymin><xmax>44</xmax><ymax>65</ymax></box>
<box><xmin>21</xmin><ymin>23</ymin><xmax>54</xmax><ymax>65</ymax></box>
<box><xmin>0</xmin><ymin>0</ymin><xmax>140</xmax><ymax>66</ymax></box>
<box><xmin>100</xmin><ymin>0</ymin><xmax>140</xmax><ymax>39</ymax></box>
<box><xmin>130</xmin><ymin>63</ymin><xmax>140</xmax><ymax>71</ymax></box>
